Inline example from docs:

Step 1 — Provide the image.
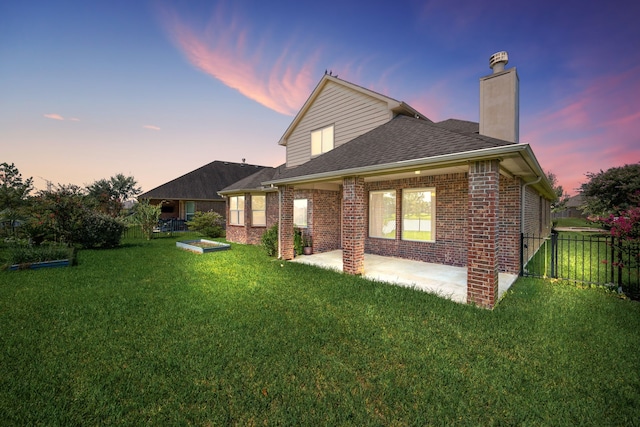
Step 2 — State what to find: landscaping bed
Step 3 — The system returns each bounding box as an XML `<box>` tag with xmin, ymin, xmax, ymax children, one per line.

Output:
<box><xmin>176</xmin><ymin>239</ymin><xmax>230</xmax><ymax>253</ymax></box>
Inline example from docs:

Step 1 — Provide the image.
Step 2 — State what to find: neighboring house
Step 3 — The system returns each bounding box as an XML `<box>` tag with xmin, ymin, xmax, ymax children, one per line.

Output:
<box><xmin>139</xmin><ymin>160</ymin><xmax>267</xmax><ymax>221</ymax></box>
<box><xmin>220</xmin><ymin>52</ymin><xmax>554</xmax><ymax>308</ymax></box>
<box><xmin>553</xmin><ymin>194</ymin><xmax>587</xmax><ymax>219</ymax></box>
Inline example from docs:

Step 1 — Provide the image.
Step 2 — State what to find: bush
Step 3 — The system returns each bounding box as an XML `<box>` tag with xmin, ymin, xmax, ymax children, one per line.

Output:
<box><xmin>261</xmin><ymin>223</ymin><xmax>278</xmax><ymax>257</ymax></box>
<box><xmin>132</xmin><ymin>199</ymin><xmax>161</xmax><ymax>240</ymax></box>
<box><xmin>77</xmin><ymin>212</ymin><xmax>125</xmax><ymax>248</ymax></box>
<box><xmin>187</xmin><ymin>211</ymin><xmax>225</xmax><ymax>238</ymax></box>
<box><xmin>294</xmin><ymin>228</ymin><xmax>303</xmax><ymax>256</ymax></box>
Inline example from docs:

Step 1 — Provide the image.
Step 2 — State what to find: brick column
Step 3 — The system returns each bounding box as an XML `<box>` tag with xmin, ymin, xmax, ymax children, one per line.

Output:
<box><xmin>467</xmin><ymin>160</ymin><xmax>500</xmax><ymax>308</ymax></box>
<box><xmin>342</xmin><ymin>176</ymin><xmax>365</xmax><ymax>275</ymax></box>
<box><xmin>279</xmin><ymin>186</ymin><xmax>294</xmax><ymax>260</ymax></box>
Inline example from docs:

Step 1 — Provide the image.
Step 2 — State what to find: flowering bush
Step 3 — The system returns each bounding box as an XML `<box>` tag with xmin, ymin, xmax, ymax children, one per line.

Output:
<box><xmin>599</xmin><ymin>207</ymin><xmax>640</xmax><ymax>273</ymax></box>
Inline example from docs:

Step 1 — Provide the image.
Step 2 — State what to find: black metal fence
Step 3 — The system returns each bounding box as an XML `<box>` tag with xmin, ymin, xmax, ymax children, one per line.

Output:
<box><xmin>122</xmin><ymin>219</ymin><xmax>190</xmax><ymax>239</ymax></box>
<box><xmin>521</xmin><ymin>232</ymin><xmax>639</xmax><ymax>297</ymax></box>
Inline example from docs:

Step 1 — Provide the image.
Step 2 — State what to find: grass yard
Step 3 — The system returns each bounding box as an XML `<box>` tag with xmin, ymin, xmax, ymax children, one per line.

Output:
<box><xmin>1</xmin><ymin>235</ymin><xmax>639</xmax><ymax>425</ymax></box>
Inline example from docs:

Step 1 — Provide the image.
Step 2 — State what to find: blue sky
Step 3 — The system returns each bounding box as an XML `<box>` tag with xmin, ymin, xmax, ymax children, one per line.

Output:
<box><xmin>1</xmin><ymin>0</ymin><xmax>638</xmax><ymax>195</ymax></box>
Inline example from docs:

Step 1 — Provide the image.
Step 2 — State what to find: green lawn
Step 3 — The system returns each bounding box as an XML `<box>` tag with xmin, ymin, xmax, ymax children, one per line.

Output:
<box><xmin>1</xmin><ymin>235</ymin><xmax>639</xmax><ymax>425</ymax></box>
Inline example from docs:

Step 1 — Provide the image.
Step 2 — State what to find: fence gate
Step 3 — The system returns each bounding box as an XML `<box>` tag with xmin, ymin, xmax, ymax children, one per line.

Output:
<box><xmin>520</xmin><ymin>232</ymin><xmax>639</xmax><ymax>297</ymax></box>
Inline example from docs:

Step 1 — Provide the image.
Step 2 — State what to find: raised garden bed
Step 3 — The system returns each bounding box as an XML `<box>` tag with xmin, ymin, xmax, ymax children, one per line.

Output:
<box><xmin>8</xmin><ymin>259</ymin><xmax>71</xmax><ymax>271</ymax></box>
<box><xmin>176</xmin><ymin>239</ymin><xmax>230</xmax><ymax>254</ymax></box>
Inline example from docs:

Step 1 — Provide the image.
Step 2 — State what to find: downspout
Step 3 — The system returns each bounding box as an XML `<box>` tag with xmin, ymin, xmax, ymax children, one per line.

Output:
<box><xmin>278</xmin><ymin>186</ymin><xmax>282</xmax><ymax>259</ymax></box>
<box><xmin>521</xmin><ymin>175</ymin><xmax>542</xmax><ymax>233</ymax></box>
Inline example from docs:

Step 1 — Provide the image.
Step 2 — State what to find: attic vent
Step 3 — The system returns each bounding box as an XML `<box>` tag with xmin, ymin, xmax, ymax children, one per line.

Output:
<box><xmin>489</xmin><ymin>51</ymin><xmax>509</xmax><ymax>73</ymax></box>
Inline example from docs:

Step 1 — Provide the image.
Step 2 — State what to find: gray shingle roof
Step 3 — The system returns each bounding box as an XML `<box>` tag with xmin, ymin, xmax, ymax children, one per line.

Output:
<box><xmin>270</xmin><ymin>115</ymin><xmax>515</xmax><ymax>181</ymax></box>
<box><xmin>139</xmin><ymin>161</ymin><xmax>268</xmax><ymax>200</ymax></box>
<box><xmin>435</xmin><ymin>118</ymin><xmax>479</xmax><ymax>134</ymax></box>
<box><xmin>219</xmin><ymin>164</ymin><xmax>287</xmax><ymax>193</ymax></box>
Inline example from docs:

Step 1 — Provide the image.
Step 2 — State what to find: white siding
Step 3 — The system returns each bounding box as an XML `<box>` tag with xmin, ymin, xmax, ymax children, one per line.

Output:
<box><xmin>286</xmin><ymin>81</ymin><xmax>392</xmax><ymax>167</ymax></box>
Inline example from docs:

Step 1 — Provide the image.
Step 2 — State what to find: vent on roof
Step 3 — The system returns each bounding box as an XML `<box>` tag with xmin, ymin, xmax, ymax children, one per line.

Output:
<box><xmin>489</xmin><ymin>51</ymin><xmax>508</xmax><ymax>73</ymax></box>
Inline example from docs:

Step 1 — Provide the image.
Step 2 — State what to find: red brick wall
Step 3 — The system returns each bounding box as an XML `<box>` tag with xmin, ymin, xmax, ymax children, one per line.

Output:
<box><xmin>365</xmin><ymin>173</ymin><xmax>468</xmax><ymax>266</ymax></box>
<box><xmin>467</xmin><ymin>160</ymin><xmax>500</xmax><ymax>308</ymax></box>
<box><xmin>294</xmin><ymin>189</ymin><xmax>341</xmax><ymax>253</ymax></box>
<box><xmin>225</xmin><ymin>192</ymin><xmax>279</xmax><ymax>245</ymax></box>
<box><xmin>342</xmin><ymin>177</ymin><xmax>365</xmax><ymax>275</ymax></box>
<box><xmin>279</xmin><ymin>186</ymin><xmax>295</xmax><ymax>260</ymax></box>
<box><xmin>499</xmin><ymin>176</ymin><xmax>522</xmax><ymax>274</ymax></box>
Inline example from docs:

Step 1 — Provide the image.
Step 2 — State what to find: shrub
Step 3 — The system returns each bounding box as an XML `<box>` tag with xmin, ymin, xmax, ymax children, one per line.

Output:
<box><xmin>261</xmin><ymin>223</ymin><xmax>278</xmax><ymax>257</ymax></box>
<box><xmin>132</xmin><ymin>199</ymin><xmax>161</xmax><ymax>240</ymax></box>
<box><xmin>77</xmin><ymin>212</ymin><xmax>125</xmax><ymax>248</ymax></box>
<box><xmin>187</xmin><ymin>211</ymin><xmax>225</xmax><ymax>238</ymax></box>
<box><xmin>294</xmin><ymin>228</ymin><xmax>303</xmax><ymax>256</ymax></box>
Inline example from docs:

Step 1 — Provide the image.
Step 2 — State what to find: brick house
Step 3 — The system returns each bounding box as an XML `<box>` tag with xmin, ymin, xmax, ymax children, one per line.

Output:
<box><xmin>139</xmin><ymin>160</ymin><xmax>267</xmax><ymax>221</ymax></box>
<box><xmin>220</xmin><ymin>52</ymin><xmax>554</xmax><ymax>308</ymax></box>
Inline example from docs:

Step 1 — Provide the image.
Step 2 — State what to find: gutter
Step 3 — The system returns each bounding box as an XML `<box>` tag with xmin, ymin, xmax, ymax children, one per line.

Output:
<box><xmin>263</xmin><ymin>144</ymin><xmax>531</xmax><ymax>187</ymax></box>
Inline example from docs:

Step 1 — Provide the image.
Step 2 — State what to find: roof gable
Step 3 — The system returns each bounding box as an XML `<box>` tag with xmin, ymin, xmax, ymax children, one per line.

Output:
<box><xmin>278</xmin><ymin>74</ymin><xmax>428</xmax><ymax>147</ymax></box>
<box><xmin>139</xmin><ymin>161</ymin><xmax>268</xmax><ymax>201</ymax></box>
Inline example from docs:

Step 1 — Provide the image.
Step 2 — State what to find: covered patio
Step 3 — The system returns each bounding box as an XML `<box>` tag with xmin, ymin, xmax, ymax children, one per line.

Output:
<box><xmin>290</xmin><ymin>250</ymin><xmax>519</xmax><ymax>304</ymax></box>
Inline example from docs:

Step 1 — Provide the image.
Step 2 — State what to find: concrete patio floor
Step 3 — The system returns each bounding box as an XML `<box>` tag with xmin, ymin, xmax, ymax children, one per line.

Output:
<box><xmin>290</xmin><ymin>250</ymin><xmax>519</xmax><ymax>304</ymax></box>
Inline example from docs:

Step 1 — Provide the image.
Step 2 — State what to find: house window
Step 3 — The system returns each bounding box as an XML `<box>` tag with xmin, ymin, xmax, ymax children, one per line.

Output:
<box><xmin>252</xmin><ymin>194</ymin><xmax>266</xmax><ymax>226</ymax></box>
<box><xmin>369</xmin><ymin>190</ymin><xmax>396</xmax><ymax>239</ymax></box>
<box><xmin>311</xmin><ymin>125</ymin><xmax>334</xmax><ymax>156</ymax></box>
<box><xmin>402</xmin><ymin>188</ymin><xmax>435</xmax><ymax>242</ymax></box>
<box><xmin>185</xmin><ymin>201</ymin><xmax>196</xmax><ymax>221</ymax></box>
<box><xmin>294</xmin><ymin>199</ymin><xmax>308</xmax><ymax>228</ymax></box>
<box><xmin>230</xmin><ymin>195</ymin><xmax>245</xmax><ymax>225</ymax></box>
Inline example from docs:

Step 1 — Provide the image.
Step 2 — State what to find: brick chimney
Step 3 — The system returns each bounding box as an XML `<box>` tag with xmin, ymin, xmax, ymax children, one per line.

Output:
<box><xmin>479</xmin><ymin>51</ymin><xmax>519</xmax><ymax>143</ymax></box>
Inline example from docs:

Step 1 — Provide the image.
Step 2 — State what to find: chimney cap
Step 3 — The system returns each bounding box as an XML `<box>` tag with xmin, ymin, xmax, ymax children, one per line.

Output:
<box><xmin>489</xmin><ymin>51</ymin><xmax>509</xmax><ymax>72</ymax></box>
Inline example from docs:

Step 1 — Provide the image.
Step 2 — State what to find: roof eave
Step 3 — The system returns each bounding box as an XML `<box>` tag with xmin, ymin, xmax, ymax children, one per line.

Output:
<box><xmin>264</xmin><ymin>144</ymin><xmax>554</xmax><ymax>200</ymax></box>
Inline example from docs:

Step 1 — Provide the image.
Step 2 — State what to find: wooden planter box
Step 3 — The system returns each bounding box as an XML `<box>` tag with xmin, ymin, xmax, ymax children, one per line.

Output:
<box><xmin>8</xmin><ymin>259</ymin><xmax>71</xmax><ymax>271</ymax></box>
<box><xmin>176</xmin><ymin>239</ymin><xmax>231</xmax><ymax>254</ymax></box>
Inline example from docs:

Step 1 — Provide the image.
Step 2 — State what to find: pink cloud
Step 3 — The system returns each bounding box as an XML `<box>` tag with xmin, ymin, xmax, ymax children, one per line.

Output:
<box><xmin>523</xmin><ymin>66</ymin><xmax>640</xmax><ymax>195</ymax></box>
<box><xmin>143</xmin><ymin>125</ymin><xmax>161</xmax><ymax>131</ymax></box>
<box><xmin>159</xmin><ymin>4</ymin><xmax>318</xmax><ymax>116</ymax></box>
<box><xmin>44</xmin><ymin>113</ymin><xmax>65</xmax><ymax>120</ymax></box>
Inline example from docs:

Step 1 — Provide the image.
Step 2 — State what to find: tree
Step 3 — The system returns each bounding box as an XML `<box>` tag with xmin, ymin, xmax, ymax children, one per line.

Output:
<box><xmin>580</xmin><ymin>163</ymin><xmax>640</xmax><ymax>216</ymax></box>
<box><xmin>132</xmin><ymin>199</ymin><xmax>161</xmax><ymax>240</ymax></box>
<box><xmin>545</xmin><ymin>170</ymin><xmax>570</xmax><ymax>212</ymax></box>
<box><xmin>86</xmin><ymin>174</ymin><xmax>141</xmax><ymax>218</ymax></box>
<box><xmin>0</xmin><ymin>162</ymin><xmax>34</xmax><ymax>236</ymax></box>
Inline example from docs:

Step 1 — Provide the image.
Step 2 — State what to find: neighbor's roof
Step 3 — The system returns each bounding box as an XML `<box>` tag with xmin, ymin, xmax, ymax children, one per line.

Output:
<box><xmin>139</xmin><ymin>160</ymin><xmax>268</xmax><ymax>201</ymax></box>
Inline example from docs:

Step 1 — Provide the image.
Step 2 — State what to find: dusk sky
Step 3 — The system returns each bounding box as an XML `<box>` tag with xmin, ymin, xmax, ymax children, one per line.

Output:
<box><xmin>1</xmin><ymin>0</ymin><xmax>638</xmax><ymax>196</ymax></box>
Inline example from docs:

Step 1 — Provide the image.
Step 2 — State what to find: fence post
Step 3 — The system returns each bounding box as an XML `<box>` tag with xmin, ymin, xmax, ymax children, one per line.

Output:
<box><xmin>519</xmin><ymin>233</ymin><xmax>524</xmax><ymax>276</ymax></box>
<box><xmin>553</xmin><ymin>232</ymin><xmax>557</xmax><ymax>278</ymax></box>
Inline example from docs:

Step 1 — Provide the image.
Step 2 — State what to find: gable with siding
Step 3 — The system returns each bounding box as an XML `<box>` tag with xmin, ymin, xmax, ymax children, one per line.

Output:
<box><xmin>281</xmin><ymin>75</ymin><xmax>428</xmax><ymax>168</ymax></box>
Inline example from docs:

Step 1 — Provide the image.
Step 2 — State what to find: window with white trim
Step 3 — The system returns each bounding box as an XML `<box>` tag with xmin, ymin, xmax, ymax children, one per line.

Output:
<box><xmin>369</xmin><ymin>190</ymin><xmax>396</xmax><ymax>239</ymax></box>
<box><xmin>251</xmin><ymin>194</ymin><xmax>266</xmax><ymax>226</ymax></box>
<box><xmin>401</xmin><ymin>188</ymin><xmax>435</xmax><ymax>242</ymax></box>
<box><xmin>185</xmin><ymin>201</ymin><xmax>196</xmax><ymax>221</ymax></box>
<box><xmin>294</xmin><ymin>199</ymin><xmax>308</xmax><ymax>228</ymax></box>
<box><xmin>311</xmin><ymin>125</ymin><xmax>334</xmax><ymax>156</ymax></box>
<box><xmin>229</xmin><ymin>195</ymin><xmax>245</xmax><ymax>225</ymax></box>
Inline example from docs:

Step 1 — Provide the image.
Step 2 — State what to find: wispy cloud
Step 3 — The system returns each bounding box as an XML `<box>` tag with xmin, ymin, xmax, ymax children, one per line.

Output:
<box><xmin>158</xmin><ymin>3</ymin><xmax>318</xmax><ymax>116</ymax></box>
<box><xmin>523</xmin><ymin>66</ymin><xmax>640</xmax><ymax>194</ymax></box>
<box><xmin>44</xmin><ymin>113</ymin><xmax>65</xmax><ymax>120</ymax></box>
<box><xmin>44</xmin><ymin>113</ymin><xmax>80</xmax><ymax>121</ymax></box>
<box><xmin>143</xmin><ymin>125</ymin><xmax>161</xmax><ymax>131</ymax></box>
